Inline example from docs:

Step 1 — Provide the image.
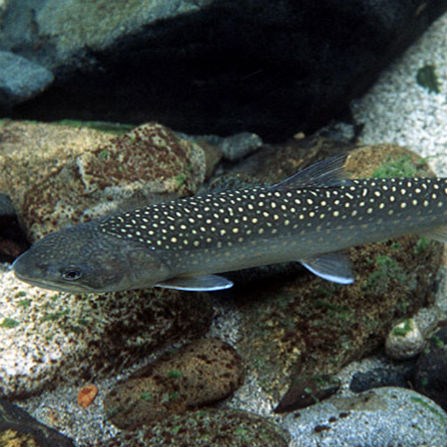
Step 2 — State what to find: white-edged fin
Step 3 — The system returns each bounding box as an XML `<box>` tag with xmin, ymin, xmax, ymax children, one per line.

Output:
<box><xmin>301</xmin><ymin>252</ymin><xmax>354</xmax><ymax>284</ymax></box>
<box><xmin>156</xmin><ymin>274</ymin><xmax>234</xmax><ymax>291</ymax></box>
<box><xmin>271</xmin><ymin>154</ymin><xmax>351</xmax><ymax>189</ymax></box>
<box><xmin>420</xmin><ymin>225</ymin><xmax>447</xmax><ymax>243</ymax></box>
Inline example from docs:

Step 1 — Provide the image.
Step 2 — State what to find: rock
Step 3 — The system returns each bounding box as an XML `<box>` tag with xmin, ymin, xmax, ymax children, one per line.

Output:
<box><xmin>0</xmin><ymin>194</ymin><xmax>15</xmax><ymax>216</ymax></box>
<box><xmin>2</xmin><ymin>1</ymin><xmax>446</xmax><ymax>140</ymax></box>
<box><xmin>0</xmin><ymin>120</ymin><xmax>117</xmax><ymax>237</ymax></box>
<box><xmin>77</xmin><ymin>384</ymin><xmax>99</xmax><ymax>409</ymax></box>
<box><xmin>349</xmin><ymin>364</ymin><xmax>415</xmax><ymax>393</ymax></box>
<box><xmin>0</xmin><ymin>398</ymin><xmax>74</xmax><ymax>447</ymax></box>
<box><xmin>275</xmin><ymin>374</ymin><xmax>341</xmax><ymax>413</ymax></box>
<box><xmin>0</xmin><ymin>51</ymin><xmax>53</xmax><ymax>108</ymax></box>
<box><xmin>218</xmin><ymin>132</ymin><xmax>263</xmax><ymax>161</ymax></box>
<box><xmin>282</xmin><ymin>387</ymin><xmax>447</xmax><ymax>447</ymax></box>
<box><xmin>0</xmin><ymin>264</ymin><xmax>213</xmax><ymax>397</ymax></box>
<box><xmin>0</xmin><ymin>120</ymin><xmax>206</xmax><ymax>241</ymax></box>
<box><xmin>413</xmin><ymin>322</ymin><xmax>447</xmax><ymax>410</ymax></box>
<box><xmin>0</xmin><ymin>193</ymin><xmax>28</xmax><ymax>262</ymax></box>
<box><xmin>385</xmin><ymin>318</ymin><xmax>425</xmax><ymax>360</ymax></box>
<box><xmin>104</xmin><ymin>338</ymin><xmax>244</xmax><ymax>429</ymax></box>
<box><xmin>99</xmin><ymin>409</ymin><xmax>289</xmax><ymax>447</ymax></box>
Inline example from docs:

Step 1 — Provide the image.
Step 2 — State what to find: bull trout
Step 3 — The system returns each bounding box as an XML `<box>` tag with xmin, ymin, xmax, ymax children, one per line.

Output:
<box><xmin>13</xmin><ymin>156</ymin><xmax>447</xmax><ymax>293</ymax></box>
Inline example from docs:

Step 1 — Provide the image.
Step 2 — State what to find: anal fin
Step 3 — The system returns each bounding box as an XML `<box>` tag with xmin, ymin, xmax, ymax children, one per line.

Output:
<box><xmin>301</xmin><ymin>252</ymin><xmax>354</xmax><ymax>285</ymax></box>
<box><xmin>156</xmin><ymin>274</ymin><xmax>234</xmax><ymax>292</ymax></box>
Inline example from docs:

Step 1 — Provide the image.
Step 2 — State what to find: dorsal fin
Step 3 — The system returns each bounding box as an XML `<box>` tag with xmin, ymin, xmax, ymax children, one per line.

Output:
<box><xmin>271</xmin><ymin>154</ymin><xmax>351</xmax><ymax>190</ymax></box>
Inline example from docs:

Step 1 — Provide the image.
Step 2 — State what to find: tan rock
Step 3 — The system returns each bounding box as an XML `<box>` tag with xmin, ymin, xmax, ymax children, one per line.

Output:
<box><xmin>104</xmin><ymin>338</ymin><xmax>244</xmax><ymax>429</ymax></box>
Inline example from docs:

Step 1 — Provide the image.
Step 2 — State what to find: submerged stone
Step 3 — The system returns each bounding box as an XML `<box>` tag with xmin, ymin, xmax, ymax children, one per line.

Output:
<box><xmin>0</xmin><ymin>398</ymin><xmax>74</xmax><ymax>447</ymax></box>
<box><xmin>104</xmin><ymin>338</ymin><xmax>244</xmax><ymax>429</ymax></box>
<box><xmin>0</xmin><ymin>265</ymin><xmax>213</xmax><ymax>398</ymax></box>
<box><xmin>99</xmin><ymin>409</ymin><xmax>289</xmax><ymax>447</ymax></box>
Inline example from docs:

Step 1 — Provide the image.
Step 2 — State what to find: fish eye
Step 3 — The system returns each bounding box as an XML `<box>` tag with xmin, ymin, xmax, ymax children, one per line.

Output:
<box><xmin>61</xmin><ymin>268</ymin><xmax>83</xmax><ymax>281</ymax></box>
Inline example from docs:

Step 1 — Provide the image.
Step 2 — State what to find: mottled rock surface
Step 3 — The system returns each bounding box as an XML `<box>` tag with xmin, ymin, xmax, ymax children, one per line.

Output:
<box><xmin>282</xmin><ymin>387</ymin><xmax>447</xmax><ymax>447</ymax></box>
<box><xmin>0</xmin><ymin>120</ymin><xmax>205</xmax><ymax>241</ymax></box>
<box><xmin>104</xmin><ymin>338</ymin><xmax>244</xmax><ymax>429</ymax></box>
<box><xmin>0</xmin><ymin>265</ymin><xmax>213</xmax><ymax>398</ymax></box>
<box><xmin>93</xmin><ymin>409</ymin><xmax>288</xmax><ymax>447</ymax></box>
<box><xmin>0</xmin><ymin>398</ymin><xmax>74</xmax><ymax>447</ymax></box>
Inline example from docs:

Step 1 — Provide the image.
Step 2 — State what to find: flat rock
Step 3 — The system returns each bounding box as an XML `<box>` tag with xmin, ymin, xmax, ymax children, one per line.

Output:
<box><xmin>0</xmin><ymin>120</ymin><xmax>206</xmax><ymax>241</ymax></box>
<box><xmin>0</xmin><ymin>265</ymin><xmax>213</xmax><ymax>398</ymax></box>
<box><xmin>0</xmin><ymin>51</ymin><xmax>53</xmax><ymax>108</ymax></box>
<box><xmin>104</xmin><ymin>338</ymin><xmax>244</xmax><ymax>429</ymax></box>
<box><xmin>282</xmin><ymin>387</ymin><xmax>447</xmax><ymax>447</ymax></box>
<box><xmin>98</xmin><ymin>409</ymin><xmax>289</xmax><ymax>447</ymax></box>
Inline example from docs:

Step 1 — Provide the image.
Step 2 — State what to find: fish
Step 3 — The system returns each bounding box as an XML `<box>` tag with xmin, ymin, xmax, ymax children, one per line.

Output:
<box><xmin>13</xmin><ymin>155</ymin><xmax>447</xmax><ymax>293</ymax></box>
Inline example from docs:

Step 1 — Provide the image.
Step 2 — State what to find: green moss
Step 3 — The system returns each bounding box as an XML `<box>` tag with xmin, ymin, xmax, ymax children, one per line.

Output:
<box><xmin>170</xmin><ymin>425</ymin><xmax>182</xmax><ymax>435</ymax></box>
<box><xmin>0</xmin><ymin>317</ymin><xmax>20</xmax><ymax>328</ymax></box>
<box><xmin>98</xmin><ymin>149</ymin><xmax>110</xmax><ymax>160</ymax></box>
<box><xmin>17</xmin><ymin>299</ymin><xmax>32</xmax><ymax>308</ymax></box>
<box><xmin>414</xmin><ymin>237</ymin><xmax>431</xmax><ymax>255</ymax></box>
<box><xmin>416</xmin><ymin>64</ymin><xmax>441</xmax><ymax>94</ymax></box>
<box><xmin>167</xmin><ymin>369</ymin><xmax>183</xmax><ymax>379</ymax></box>
<box><xmin>56</xmin><ymin>119</ymin><xmax>134</xmax><ymax>134</ymax></box>
<box><xmin>390</xmin><ymin>241</ymin><xmax>402</xmax><ymax>251</ymax></box>
<box><xmin>161</xmin><ymin>391</ymin><xmax>180</xmax><ymax>403</ymax></box>
<box><xmin>363</xmin><ymin>254</ymin><xmax>407</xmax><ymax>295</ymax></box>
<box><xmin>391</xmin><ymin>319</ymin><xmax>413</xmax><ymax>337</ymax></box>
<box><xmin>314</xmin><ymin>299</ymin><xmax>354</xmax><ymax>322</ymax></box>
<box><xmin>175</xmin><ymin>173</ymin><xmax>187</xmax><ymax>187</ymax></box>
<box><xmin>372</xmin><ymin>155</ymin><xmax>422</xmax><ymax>179</ymax></box>
<box><xmin>41</xmin><ymin>309</ymin><xmax>70</xmax><ymax>322</ymax></box>
<box><xmin>410</xmin><ymin>396</ymin><xmax>445</xmax><ymax>423</ymax></box>
<box><xmin>431</xmin><ymin>335</ymin><xmax>445</xmax><ymax>349</ymax></box>
<box><xmin>234</xmin><ymin>426</ymin><xmax>250</xmax><ymax>441</ymax></box>
<box><xmin>140</xmin><ymin>391</ymin><xmax>152</xmax><ymax>401</ymax></box>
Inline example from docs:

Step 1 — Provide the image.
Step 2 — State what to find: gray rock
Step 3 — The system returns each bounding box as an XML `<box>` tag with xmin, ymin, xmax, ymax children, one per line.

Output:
<box><xmin>283</xmin><ymin>387</ymin><xmax>447</xmax><ymax>447</ymax></box>
<box><xmin>1</xmin><ymin>1</ymin><xmax>446</xmax><ymax>140</ymax></box>
<box><xmin>349</xmin><ymin>364</ymin><xmax>415</xmax><ymax>393</ymax></box>
<box><xmin>219</xmin><ymin>132</ymin><xmax>263</xmax><ymax>161</ymax></box>
<box><xmin>0</xmin><ymin>193</ymin><xmax>15</xmax><ymax>216</ymax></box>
<box><xmin>0</xmin><ymin>51</ymin><xmax>53</xmax><ymax>107</ymax></box>
<box><xmin>413</xmin><ymin>323</ymin><xmax>447</xmax><ymax>410</ymax></box>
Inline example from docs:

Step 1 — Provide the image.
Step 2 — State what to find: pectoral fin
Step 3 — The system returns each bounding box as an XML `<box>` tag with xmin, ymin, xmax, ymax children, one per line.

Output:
<box><xmin>156</xmin><ymin>274</ymin><xmax>234</xmax><ymax>291</ymax></box>
<box><xmin>301</xmin><ymin>252</ymin><xmax>354</xmax><ymax>284</ymax></box>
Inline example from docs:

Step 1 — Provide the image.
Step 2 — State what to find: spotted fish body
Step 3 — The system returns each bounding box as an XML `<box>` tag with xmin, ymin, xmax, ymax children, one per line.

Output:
<box><xmin>13</xmin><ymin>156</ymin><xmax>447</xmax><ymax>293</ymax></box>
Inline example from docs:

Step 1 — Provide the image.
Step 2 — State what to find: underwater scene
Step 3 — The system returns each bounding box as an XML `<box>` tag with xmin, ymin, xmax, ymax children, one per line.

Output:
<box><xmin>1</xmin><ymin>1</ymin><xmax>447</xmax><ymax>446</ymax></box>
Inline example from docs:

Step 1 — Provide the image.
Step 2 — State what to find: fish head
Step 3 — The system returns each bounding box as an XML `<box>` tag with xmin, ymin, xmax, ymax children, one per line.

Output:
<box><xmin>13</xmin><ymin>222</ymin><xmax>171</xmax><ymax>293</ymax></box>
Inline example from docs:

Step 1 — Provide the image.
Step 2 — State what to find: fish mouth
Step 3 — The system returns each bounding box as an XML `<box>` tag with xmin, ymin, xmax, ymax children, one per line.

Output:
<box><xmin>13</xmin><ymin>267</ymin><xmax>92</xmax><ymax>294</ymax></box>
